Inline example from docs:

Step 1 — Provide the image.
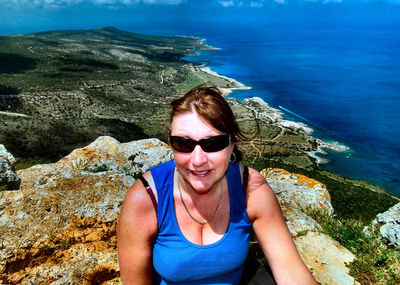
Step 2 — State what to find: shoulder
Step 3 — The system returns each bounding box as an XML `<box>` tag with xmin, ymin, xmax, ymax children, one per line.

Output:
<box><xmin>247</xmin><ymin>166</ymin><xmax>269</xmax><ymax>188</ymax></box>
<box><xmin>238</xmin><ymin>164</ymin><xmax>271</xmax><ymax>190</ymax></box>
<box><xmin>242</xmin><ymin>166</ymin><xmax>280</xmax><ymax>223</ymax></box>
<box><xmin>118</xmin><ymin>171</ymin><xmax>158</xmax><ymax>239</ymax></box>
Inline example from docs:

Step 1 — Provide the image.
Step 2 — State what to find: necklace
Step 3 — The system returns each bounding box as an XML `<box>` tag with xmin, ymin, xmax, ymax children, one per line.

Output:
<box><xmin>177</xmin><ymin>172</ymin><xmax>223</xmax><ymax>225</ymax></box>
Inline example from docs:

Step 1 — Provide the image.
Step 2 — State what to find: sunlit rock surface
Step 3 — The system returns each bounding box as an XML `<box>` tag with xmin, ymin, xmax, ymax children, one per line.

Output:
<box><xmin>261</xmin><ymin>168</ymin><xmax>357</xmax><ymax>285</ymax></box>
<box><xmin>0</xmin><ymin>137</ymin><xmax>172</xmax><ymax>284</ymax></box>
<box><xmin>1</xmin><ymin>136</ymin><xmax>357</xmax><ymax>284</ymax></box>
<box><xmin>295</xmin><ymin>232</ymin><xmax>357</xmax><ymax>285</ymax></box>
<box><xmin>371</xmin><ymin>202</ymin><xmax>400</xmax><ymax>248</ymax></box>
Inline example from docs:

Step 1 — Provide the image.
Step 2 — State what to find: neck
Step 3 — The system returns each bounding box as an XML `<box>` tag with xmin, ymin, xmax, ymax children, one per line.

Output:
<box><xmin>175</xmin><ymin>169</ymin><xmax>225</xmax><ymax>225</ymax></box>
<box><xmin>175</xmin><ymin>170</ymin><xmax>224</xmax><ymax>201</ymax></box>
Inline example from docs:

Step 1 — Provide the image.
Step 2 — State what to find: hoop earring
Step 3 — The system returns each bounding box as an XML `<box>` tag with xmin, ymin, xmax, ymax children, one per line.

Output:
<box><xmin>230</xmin><ymin>152</ymin><xmax>236</xmax><ymax>163</ymax></box>
<box><xmin>170</xmin><ymin>152</ymin><xmax>174</xmax><ymax>161</ymax></box>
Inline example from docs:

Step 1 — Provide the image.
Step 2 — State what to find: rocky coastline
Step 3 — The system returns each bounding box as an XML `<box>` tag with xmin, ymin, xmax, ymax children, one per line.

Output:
<box><xmin>1</xmin><ymin>27</ymin><xmax>399</xmax><ymax>284</ymax></box>
<box><xmin>199</xmin><ymin>66</ymin><xmax>350</xmax><ymax>166</ymax></box>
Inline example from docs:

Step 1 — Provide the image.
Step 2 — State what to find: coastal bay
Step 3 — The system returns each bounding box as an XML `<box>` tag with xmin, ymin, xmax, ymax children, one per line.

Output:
<box><xmin>0</xmin><ymin>27</ymin><xmax>398</xmax><ymax>221</ymax></box>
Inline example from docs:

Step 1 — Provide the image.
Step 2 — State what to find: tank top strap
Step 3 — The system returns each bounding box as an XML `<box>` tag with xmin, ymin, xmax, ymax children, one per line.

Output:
<box><xmin>226</xmin><ymin>162</ymin><xmax>247</xmax><ymax>214</ymax></box>
<box><xmin>150</xmin><ymin>160</ymin><xmax>175</xmax><ymax>228</ymax></box>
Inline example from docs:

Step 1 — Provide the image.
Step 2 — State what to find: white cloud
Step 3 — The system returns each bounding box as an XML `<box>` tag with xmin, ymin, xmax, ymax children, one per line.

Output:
<box><xmin>143</xmin><ymin>0</ymin><xmax>184</xmax><ymax>3</ymax></box>
<box><xmin>249</xmin><ymin>1</ymin><xmax>264</xmax><ymax>7</ymax></box>
<box><xmin>2</xmin><ymin>0</ymin><xmax>185</xmax><ymax>9</ymax></box>
<box><xmin>2</xmin><ymin>0</ymin><xmax>400</xmax><ymax>9</ymax></box>
<box><xmin>219</xmin><ymin>0</ymin><xmax>235</xmax><ymax>7</ymax></box>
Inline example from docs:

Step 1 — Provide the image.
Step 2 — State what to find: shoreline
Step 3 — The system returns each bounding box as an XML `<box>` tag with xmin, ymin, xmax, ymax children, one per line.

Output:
<box><xmin>244</xmin><ymin>97</ymin><xmax>349</xmax><ymax>159</ymax></box>
<box><xmin>249</xmin><ymin>96</ymin><xmax>351</xmax><ymax>163</ymax></box>
<box><xmin>196</xmin><ymin>64</ymin><xmax>351</xmax><ymax>159</ymax></box>
<box><xmin>199</xmin><ymin>67</ymin><xmax>252</xmax><ymax>95</ymax></box>
<box><xmin>196</xmin><ymin>63</ymin><xmax>351</xmax><ymax>163</ymax></box>
<box><xmin>186</xmin><ymin>41</ymin><xmax>397</xmax><ymax>198</ymax></box>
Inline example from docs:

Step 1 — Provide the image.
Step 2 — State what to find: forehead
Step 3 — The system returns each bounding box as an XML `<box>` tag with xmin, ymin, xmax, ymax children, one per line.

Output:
<box><xmin>170</xmin><ymin>111</ymin><xmax>221</xmax><ymax>138</ymax></box>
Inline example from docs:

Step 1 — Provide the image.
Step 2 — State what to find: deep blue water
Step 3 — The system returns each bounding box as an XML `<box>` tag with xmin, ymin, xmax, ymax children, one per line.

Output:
<box><xmin>125</xmin><ymin>21</ymin><xmax>400</xmax><ymax>197</ymax></box>
<box><xmin>3</xmin><ymin>17</ymin><xmax>399</xmax><ymax>196</ymax></box>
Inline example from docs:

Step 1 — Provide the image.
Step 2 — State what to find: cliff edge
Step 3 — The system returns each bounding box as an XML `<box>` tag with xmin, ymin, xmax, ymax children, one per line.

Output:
<box><xmin>1</xmin><ymin>136</ymin><xmax>360</xmax><ymax>284</ymax></box>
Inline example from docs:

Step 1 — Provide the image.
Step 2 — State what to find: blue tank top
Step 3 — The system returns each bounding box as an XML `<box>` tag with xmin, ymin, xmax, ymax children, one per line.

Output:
<box><xmin>150</xmin><ymin>161</ymin><xmax>251</xmax><ymax>285</ymax></box>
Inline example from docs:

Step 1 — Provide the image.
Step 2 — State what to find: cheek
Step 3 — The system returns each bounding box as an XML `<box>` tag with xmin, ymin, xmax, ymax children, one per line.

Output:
<box><xmin>173</xmin><ymin>152</ymin><xmax>190</xmax><ymax>165</ymax></box>
<box><xmin>209</xmin><ymin>150</ymin><xmax>231</xmax><ymax>165</ymax></box>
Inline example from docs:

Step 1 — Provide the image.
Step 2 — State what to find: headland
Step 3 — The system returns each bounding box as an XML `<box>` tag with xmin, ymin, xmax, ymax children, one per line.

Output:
<box><xmin>0</xmin><ymin>27</ymin><xmax>397</xmax><ymax>220</ymax></box>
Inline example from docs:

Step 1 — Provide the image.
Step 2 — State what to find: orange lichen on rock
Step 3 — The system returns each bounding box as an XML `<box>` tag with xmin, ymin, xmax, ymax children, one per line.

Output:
<box><xmin>261</xmin><ymin>167</ymin><xmax>333</xmax><ymax>213</ymax></box>
<box><xmin>143</xmin><ymin>141</ymin><xmax>155</xmax><ymax>148</ymax></box>
<box><xmin>296</xmin><ymin>174</ymin><xmax>325</xmax><ymax>189</ymax></box>
<box><xmin>52</xmin><ymin>215</ymin><xmax>117</xmax><ymax>247</ymax></box>
<box><xmin>261</xmin><ymin>168</ymin><xmax>327</xmax><ymax>190</ymax></box>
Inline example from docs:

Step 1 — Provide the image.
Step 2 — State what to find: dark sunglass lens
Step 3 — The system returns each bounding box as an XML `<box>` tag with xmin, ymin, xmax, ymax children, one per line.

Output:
<box><xmin>169</xmin><ymin>136</ymin><xmax>196</xmax><ymax>153</ymax></box>
<box><xmin>170</xmin><ymin>135</ymin><xmax>230</xmax><ymax>153</ymax></box>
<box><xmin>200</xmin><ymin>135</ymin><xmax>230</xmax><ymax>152</ymax></box>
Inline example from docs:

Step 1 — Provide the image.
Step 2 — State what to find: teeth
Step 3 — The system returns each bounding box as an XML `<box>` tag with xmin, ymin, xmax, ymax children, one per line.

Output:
<box><xmin>193</xmin><ymin>170</ymin><xmax>208</xmax><ymax>175</ymax></box>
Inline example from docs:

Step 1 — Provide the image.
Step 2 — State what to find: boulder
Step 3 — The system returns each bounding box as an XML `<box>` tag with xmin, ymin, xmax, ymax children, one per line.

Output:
<box><xmin>261</xmin><ymin>168</ymin><xmax>333</xmax><ymax>237</ymax></box>
<box><xmin>0</xmin><ymin>144</ymin><xmax>21</xmax><ymax>190</ymax></box>
<box><xmin>261</xmin><ymin>168</ymin><xmax>357</xmax><ymax>284</ymax></box>
<box><xmin>0</xmin><ymin>136</ymin><xmax>172</xmax><ymax>284</ymax></box>
<box><xmin>294</xmin><ymin>232</ymin><xmax>357</xmax><ymax>285</ymax></box>
<box><xmin>0</xmin><ymin>137</ymin><xmax>357</xmax><ymax>284</ymax></box>
<box><xmin>370</xmin><ymin>202</ymin><xmax>400</xmax><ymax>248</ymax></box>
<box><xmin>261</xmin><ymin>168</ymin><xmax>333</xmax><ymax>215</ymax></box>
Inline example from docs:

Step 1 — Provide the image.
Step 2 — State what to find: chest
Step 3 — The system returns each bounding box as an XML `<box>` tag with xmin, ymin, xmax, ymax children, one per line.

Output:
<box><xmin>152</xmin><ymin>183</ymin><xmax>251</xmax><ymax>283</ymax></box>
<box><xmin>174</xmin><ymin>189</ymin><xmax>231</xmax><ymax>245</ymax></box>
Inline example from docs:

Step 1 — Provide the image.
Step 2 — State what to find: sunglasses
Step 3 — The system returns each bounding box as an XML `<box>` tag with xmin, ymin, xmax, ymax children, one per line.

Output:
<box><xmin>169</xmin><ymin>134</ymin><xmax>231</xmax><ymax>153</ymax></box>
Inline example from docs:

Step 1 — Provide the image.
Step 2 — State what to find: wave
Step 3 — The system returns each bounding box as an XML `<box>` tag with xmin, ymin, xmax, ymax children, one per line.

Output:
<box><xmin>278</xmin><ymin>105</ymin><xmax>312</xmax><ymax>124</ymax></box>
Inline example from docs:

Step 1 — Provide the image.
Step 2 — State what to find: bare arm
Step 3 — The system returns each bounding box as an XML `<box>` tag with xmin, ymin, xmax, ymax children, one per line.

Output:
<box><xmin>245</xmin><ymin>167</ymin><xmax>317</xmax><ymax>285</ymax></box>
<box><xmin>117</xmin><ymin>172</ymin><xmax>158</xmax><ymax>285</ymax></box>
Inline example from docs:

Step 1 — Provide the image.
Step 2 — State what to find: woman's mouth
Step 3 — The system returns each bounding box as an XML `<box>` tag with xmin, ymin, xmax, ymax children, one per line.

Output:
<box><xmin>191</xmin><ymin>170</ymin><xmax>210</xmax><ymax>176</ymax></box>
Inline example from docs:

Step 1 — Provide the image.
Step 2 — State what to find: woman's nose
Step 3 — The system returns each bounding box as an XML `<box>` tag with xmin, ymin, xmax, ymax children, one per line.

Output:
<box><xmin>191</xmin><ymin>145</ymin><xmax>207</xmax><ymax>166</ymax></box>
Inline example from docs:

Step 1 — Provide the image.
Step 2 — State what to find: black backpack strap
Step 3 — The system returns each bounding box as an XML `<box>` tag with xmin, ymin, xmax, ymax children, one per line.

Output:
<box><xmin>138</xmin><ymin>175</ymin><xmax>158</xmax><ymax>215</ymax></box>
<box><xmin>243</xmin><ymin>166</ymin><xmax>249</xmax><ymax>194</ymax></box>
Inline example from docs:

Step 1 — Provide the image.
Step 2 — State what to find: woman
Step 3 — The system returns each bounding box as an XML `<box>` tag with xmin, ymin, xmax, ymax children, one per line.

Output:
<box><xmin>117</xmin><ymin>86</ymin><xmax>317</xmax><ymax>284</ymax></box>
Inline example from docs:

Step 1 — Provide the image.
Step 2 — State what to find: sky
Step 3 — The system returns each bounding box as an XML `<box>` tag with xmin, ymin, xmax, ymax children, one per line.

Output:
<box><xmin>0</xmin><ymin>0</ymin><xmax>400</xmax><ymax>35</ymax></box>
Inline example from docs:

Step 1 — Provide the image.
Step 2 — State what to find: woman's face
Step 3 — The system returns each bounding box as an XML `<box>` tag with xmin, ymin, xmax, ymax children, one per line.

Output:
<box><xmin>170</xmin><ymin>111</ymin><xmax>234</xmax><ymax>194</ymax></box>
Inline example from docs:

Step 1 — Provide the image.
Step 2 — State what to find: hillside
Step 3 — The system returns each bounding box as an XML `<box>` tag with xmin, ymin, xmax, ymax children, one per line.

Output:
<box><xmin>0</xmin><ymin>27</ymin><xmax>398</xmax><ymax>220</ymax></box>
<box><xmin>0</xmin><ymin>27</ymin><xmax>216</xmax><ymax>158</ymax></box>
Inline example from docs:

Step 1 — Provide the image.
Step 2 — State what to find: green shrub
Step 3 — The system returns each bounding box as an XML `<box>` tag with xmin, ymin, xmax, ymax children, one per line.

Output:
<box><xmin>306</xmin><ymin>208</ymin><xmax>400</xmax><ymax>284</ymax></box>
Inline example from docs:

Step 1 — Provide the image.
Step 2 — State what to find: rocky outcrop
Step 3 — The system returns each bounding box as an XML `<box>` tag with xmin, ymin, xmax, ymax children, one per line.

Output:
<box><xmin>0</xmin><ymin>144</ymin><xmax>21</xmax><ymax>190</ymax></box>
<box><xmin>0</xmin><ymin>136</ymin><xmax>357</xmax><ymax>284</ymax></box>
<box><xmin>370</xmin><ymin>202</ymin><xmax>400</xmax><ymax>248</ymax></box>
<box><xmin>0</xmin><ymin>136</ymin><xmax>172</xmax><ymax>284</ymax></box>
<box><xmin>295</xmin><ymin>232</ymin><xmax>357</xmax><ymax>285</ymax></box>
<box><xmin>261</xmin><ymin>168</ymin><xmax>332</xmax><ymax>236</ymax></box>
<box><xmin>261</xmin><ymin>168</ymin><xmax>357</xmax><ymax>285</ymax></box>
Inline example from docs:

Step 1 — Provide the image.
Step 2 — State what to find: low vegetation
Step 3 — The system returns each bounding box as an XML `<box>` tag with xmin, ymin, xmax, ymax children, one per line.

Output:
<box><xmin>306</xmin><ymin>208</ymin><xmax>400</xmax><ymax>285</ymax></box>
<box><xmin>244</xmin><ymin>154</ymin><xmax>398</xmax><ymax>222</ymax></box>
<box><xmin>2</xmin><ymin>27</ymin><xmax>399</xmax><ymax>284</ymax></box>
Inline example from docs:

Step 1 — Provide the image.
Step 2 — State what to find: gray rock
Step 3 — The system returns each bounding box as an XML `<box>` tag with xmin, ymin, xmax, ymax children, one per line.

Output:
<box><xmin>0</xmin><ymin>136</ymin><xmax>172</xmax><ymax>284</ymax></box>
<box><xmin>294</xmin><ymin>232</ymin><xmax>357</xmax><ymax>285</ymax></box>
<box><xmin>0</xmin><ymin>144</ymin><xmax>21</xmax><ymax>190</ymax></box>
<box><xmin>0</xmin><ymin>137</ymin><xmax>358</xmax><ymax>284</ymax></box>
<box><xmin>371</xmin><ymin>202</ymin><xmax>400</xmax><ymax>248</ymax></box>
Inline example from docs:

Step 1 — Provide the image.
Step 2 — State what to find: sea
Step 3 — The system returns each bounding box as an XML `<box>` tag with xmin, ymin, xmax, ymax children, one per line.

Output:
<box><xmin>3</xmin><ymin>17</ymin><xmax>400</xmax><ymax>197</ymax></box>
<box><xmin>122</xmin><ymin>20</ymin><xmax>400</xmax><ymax>197</ymax></box>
